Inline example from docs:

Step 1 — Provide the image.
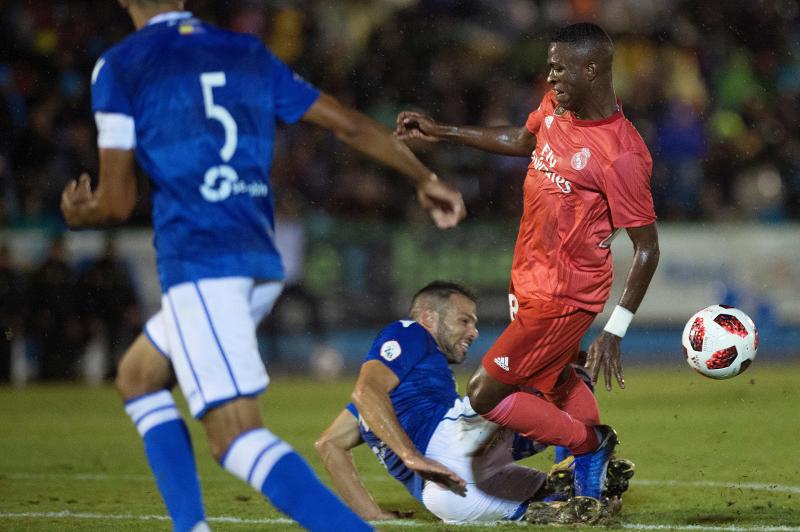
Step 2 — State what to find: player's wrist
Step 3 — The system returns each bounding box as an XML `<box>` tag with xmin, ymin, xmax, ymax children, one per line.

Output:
<box><xmin>603</xmin><ymin>305</ymin><xmax>634</xmax><ymax>338</ymax></box>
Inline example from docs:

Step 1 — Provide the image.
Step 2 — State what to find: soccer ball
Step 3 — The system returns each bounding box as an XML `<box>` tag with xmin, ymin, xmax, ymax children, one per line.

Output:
<box><xmin>681</xmin><ymin>305</ymin><xmax>758</xmax><ymax>379</ymax></box>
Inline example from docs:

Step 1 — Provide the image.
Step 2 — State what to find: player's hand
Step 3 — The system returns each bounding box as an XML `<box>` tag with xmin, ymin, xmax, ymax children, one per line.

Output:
<box><xmin>403</xmin><ymin>455</ymin><xmax>467</xmax><ymax>496</ymax></box>
<box><xmin>60</xmin><ymin>173</ymin><xmax>93</xmax><ymax>227</ymax></box>
<box><xmin>396</xmin><ymin>112</ymin><xmax>441</xmax><ymax>142</ymax></box>
<box><xmin>416</xmin><ymin>178</ymin><xmax>466</xmax><ymax>229</ymax></box>
<box><xmin>585</xmin><ymin>331</ymin><xmax>625</xmax><ymax>391</ymax></box>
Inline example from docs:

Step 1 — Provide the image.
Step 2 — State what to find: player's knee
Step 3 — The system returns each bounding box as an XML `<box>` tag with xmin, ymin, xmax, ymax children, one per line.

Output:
<box><xmin>114</xmin><ymin>361</ymin><xmax>148</xmax><ymax>401</ymax></box>
<box><xmin>466</xmin><ymin>373</ymin><xmax>492</xmax><ymax>415</ymax></box>
<box><xmin>467</xmin><ymin>368</ymin><xmax>511</xmax><ymax>415</ymax></box>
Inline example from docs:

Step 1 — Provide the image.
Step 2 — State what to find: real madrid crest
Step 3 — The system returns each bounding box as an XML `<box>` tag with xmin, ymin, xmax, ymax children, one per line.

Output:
<box><xmin>571</xmin><ymin>148</ymin><xmax>591</xmax><ymax>171</ymax></box>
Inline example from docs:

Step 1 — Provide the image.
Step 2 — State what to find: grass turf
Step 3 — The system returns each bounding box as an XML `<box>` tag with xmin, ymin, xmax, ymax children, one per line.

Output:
<box><xmin>1</xmin><ymin>361</ymin><xmax>799</xmax><ymax>531</ymax></box>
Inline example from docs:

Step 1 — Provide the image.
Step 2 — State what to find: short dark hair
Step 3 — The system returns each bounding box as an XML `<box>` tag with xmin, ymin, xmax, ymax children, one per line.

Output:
<box><xmin>551</xmin><ymin>22</ymin><xmax>613</xmax><ymax>49</ymax></box>
<box><xmin>410</xmin><ymin>281</ymin><xmax>477</xmax><ymax>316</ymax></box>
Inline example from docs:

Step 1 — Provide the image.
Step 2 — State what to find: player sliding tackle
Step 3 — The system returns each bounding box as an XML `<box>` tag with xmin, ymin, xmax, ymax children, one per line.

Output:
<box><xmin>60</xmin><ymin>1</ymin><xmax>465</xmax><ymax>531</ymax></box>
<box><xmin>316</xmin><ymin>281</ymin><xmax>634</xmax><ymax>525</ymax></box>
<box><xmin>396</xmin><ymin>22</ymin><xmax>660</xmax><ymax>515</ymax></box>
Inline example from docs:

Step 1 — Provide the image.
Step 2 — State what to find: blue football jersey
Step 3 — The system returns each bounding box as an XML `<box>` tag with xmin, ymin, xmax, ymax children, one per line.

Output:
<box><xmin>347</xmin><ymin>320</ymin><xmax>459</xmax><ymax>501</ymax></box>
<box><xmin>91</xmin><ymin>12</ymin><xmax>320</xmax><ymax>290</ymax></box>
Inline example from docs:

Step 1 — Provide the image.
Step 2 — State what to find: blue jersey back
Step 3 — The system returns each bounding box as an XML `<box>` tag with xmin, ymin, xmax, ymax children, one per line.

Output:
<box><xmin>91</xmin><ymin>13</ymin><xmax>320</xmax><ymax>290</ymax></box>
<box><xmin>347</xmin><ymin>320</ymin><xmax>459</xmax><ymax>501</ymax></box>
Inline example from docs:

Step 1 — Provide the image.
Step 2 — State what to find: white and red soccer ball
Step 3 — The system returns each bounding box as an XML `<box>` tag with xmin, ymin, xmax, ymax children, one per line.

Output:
<box><xmin>681</xmin><ymin>305</ymin><xmax>758</xmax><ymax>379</ymax></box>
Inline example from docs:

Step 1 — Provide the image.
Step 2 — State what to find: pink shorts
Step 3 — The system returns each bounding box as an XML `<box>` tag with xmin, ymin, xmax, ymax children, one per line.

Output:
<box><xmin>482</xmin><ymin>298</ymin><xmax>596</xmax><ymax>395</ymax></box>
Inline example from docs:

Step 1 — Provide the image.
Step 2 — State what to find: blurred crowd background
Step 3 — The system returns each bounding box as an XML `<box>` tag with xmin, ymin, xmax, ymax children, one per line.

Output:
<box><xmin>1</xmin><ymin>0</ymin><xmax>799</xmax><ymax>381</ymax></box>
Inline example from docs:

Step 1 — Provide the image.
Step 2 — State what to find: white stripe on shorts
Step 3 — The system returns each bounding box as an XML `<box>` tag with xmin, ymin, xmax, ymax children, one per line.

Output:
<box><xmin>155</xmin><ymin>278</ymin><xmax>282</xmax><ymax>418</ymax></box>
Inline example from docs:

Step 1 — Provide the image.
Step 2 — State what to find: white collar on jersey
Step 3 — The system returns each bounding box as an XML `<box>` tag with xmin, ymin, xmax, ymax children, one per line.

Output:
<box><xmin>146</xmin><ymin>11</ymin><xmax>193</xmax><ymax>27</ymax></box>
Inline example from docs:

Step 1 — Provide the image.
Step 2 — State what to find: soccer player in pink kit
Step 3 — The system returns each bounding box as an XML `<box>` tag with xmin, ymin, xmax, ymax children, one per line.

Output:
<box><xmin>397</xmin><ymin>22</ymin><xmax>660</xmax><ymax>514</ymax></box>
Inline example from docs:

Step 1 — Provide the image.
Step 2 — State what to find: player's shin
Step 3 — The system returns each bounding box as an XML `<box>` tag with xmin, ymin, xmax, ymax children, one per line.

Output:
<box><xmin>220</xmin><ymin>427</ymin><xmax>373</xmax><ymax>531</ymax></box>
<box><xmin>124</xmin><ymin>390</ymin><xmax>208</xmax><ymax>532</ymax></box>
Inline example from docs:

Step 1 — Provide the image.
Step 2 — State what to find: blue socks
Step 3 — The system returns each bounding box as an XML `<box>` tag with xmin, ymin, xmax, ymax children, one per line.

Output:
<box><xmin>222</xmin><ymin>428</ymin><xmax>372</xmax><ymax>531</ymax></box>
<box><xmin>125</xmin><ymin>391</ymin><xmax>208</xmax><ymax>532</ymax></box>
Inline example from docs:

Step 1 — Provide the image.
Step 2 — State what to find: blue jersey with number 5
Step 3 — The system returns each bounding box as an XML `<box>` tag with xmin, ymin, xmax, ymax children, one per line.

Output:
<box><xmin>91</xmin><ymin>12</ymin><xmax>320</xmax><ymax>290</ymax></box>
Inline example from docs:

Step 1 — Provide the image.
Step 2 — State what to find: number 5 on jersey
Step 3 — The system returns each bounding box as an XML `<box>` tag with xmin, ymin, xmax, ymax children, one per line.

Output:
<box><xmin>200</xmin><ymin>72</ymin><xmax>239</xmax><ymax>202</ymax></box>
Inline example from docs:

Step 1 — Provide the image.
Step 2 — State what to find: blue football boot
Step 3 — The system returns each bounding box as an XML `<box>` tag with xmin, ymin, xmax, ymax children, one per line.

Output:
<box><xmin>572</xmin><ymin>425</ymin><xmax>618</xmax><ymax>499</ymax></box>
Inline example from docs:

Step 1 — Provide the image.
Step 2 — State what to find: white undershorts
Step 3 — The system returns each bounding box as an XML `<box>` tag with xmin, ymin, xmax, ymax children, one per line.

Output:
<box><xmin>144</xmin><ymin>277</ymin><xmax>283</xmax><ymax>418</ymax></box>
<box><xmin>422</xmin><ymin>397</ymin><xmax>546</xmax><ymax>523</ymax></box>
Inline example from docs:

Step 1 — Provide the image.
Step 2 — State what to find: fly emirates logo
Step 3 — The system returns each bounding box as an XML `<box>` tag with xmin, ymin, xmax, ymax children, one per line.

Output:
<box><xmin>530</xmin><ymin>143</ymin><xmax>572</xmax><ymax>194</ymax></box>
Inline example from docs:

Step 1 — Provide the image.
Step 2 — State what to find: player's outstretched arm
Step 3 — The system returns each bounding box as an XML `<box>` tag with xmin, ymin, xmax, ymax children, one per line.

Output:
<box><xmin>586</xmin><ymin>222</ymin><xmax>660</xmax><ymax>390</ymax></box>
<box><xmin>396</xmin><ymin>111</ymin><xmax>536</xmax><ymax>157</ymax></box>
<box><xmin>315</xmin><ymin>410</ymin><xmax>399</xmax><ymax>521</ymax></box>
<box><xmin>302</xmin><ymin>93</ymin><xmax>465</xmax><ymax>229</ymax></box>
<box><xmin>352</xmin><ymin>361</ymin><xmax>467</xmax><ymax>496</ymax></box>
<box><xmin>61</xmin><ymin>148</ymin><xmax>138</xmax><ymax>228</ymax></box>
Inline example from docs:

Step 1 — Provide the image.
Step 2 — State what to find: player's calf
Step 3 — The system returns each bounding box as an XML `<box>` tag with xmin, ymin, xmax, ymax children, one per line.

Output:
<box><xmin>124</xmin><ymin>390</ymin><xmax>207</xmax><ymax>532</ymax></box>
<box><xmin>220</xmin><ymin>426</ymin><xmax>373</xmax><ymax>531</ymax></box>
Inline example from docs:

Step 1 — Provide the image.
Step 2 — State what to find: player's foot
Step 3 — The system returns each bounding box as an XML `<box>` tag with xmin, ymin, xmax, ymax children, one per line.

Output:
<box><xmin>525</xmin><ymin>496</ymin><xmax>605</xmax><ymax>525</ymax></box>
<box><xmin>573</xmin><ymin>425</ymin><xmax>618</xmax><ymax>499</ymax></box>
<box><xmin>541</xmin><ymin>455</ymin><xmax>574</xmax><ymax>502</ymax></box>
<box><xmin>604</xmin><ymin>458</ymin><xmax>635</xmax><ymax>499</ymax></box>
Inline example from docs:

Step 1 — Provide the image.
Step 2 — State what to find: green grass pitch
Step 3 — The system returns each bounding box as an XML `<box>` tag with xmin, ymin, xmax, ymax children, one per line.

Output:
<box><xmin>1</xmin><ymin>362</ymin><xmax>799</xmax><ymax>531</ymax></box>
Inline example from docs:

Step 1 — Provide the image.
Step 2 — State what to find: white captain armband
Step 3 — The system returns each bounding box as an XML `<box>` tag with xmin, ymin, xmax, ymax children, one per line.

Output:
<box><xmin>95</xmin><ymin>112</ymin><xmax>136</xmax><ymax>150</ymax></box>
<box><xmin>603</xmin><ymin>305</ymin><xmax>634</xmax><ymax>338</ymax></box>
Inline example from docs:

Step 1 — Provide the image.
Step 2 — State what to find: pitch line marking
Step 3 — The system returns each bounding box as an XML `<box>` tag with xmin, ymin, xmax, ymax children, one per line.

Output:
<box><xmin>4</xmin><ymin>472</ymin><xmax>800</xmax><ymax>494</ymax></box>
<box><xmin>1</xmin><ymin>511</ymin><xmax>800</xmax><ymax>530</ymax></box>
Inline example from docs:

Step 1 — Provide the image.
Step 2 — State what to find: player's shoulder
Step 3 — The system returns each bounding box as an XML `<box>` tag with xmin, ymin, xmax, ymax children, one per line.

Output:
<box><xmin>376</xmin><ymin>320</ymin><xmax>428</xmax><ymax>343</ymax></box>
<box><xmin>536</xmin><ymin>90</ymin><xmax>558</xmax><ymax>113</ymax></box>
<box><xmin>100</xmin><ymin>18</ymin><xmax>265</xmax><ymax>64</ymax></box>
<box><xmin>612</xmin><ymin>119</ymin><xmax>652</xmax><ymax>166</ymax></box>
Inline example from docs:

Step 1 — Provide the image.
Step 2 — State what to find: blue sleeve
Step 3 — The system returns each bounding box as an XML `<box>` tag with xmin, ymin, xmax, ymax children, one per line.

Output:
<box><xmin>364</xmin><ymin>322</ymin><xmax>429</xmax><ymax>383</ymax></box>
<box><xmin>346</xmin><ymin>403</ymin><xmax>358</xmax><ymax>418</ymax></box>
<box><xmin>91</xmin><ymin>55</ymin><xmax>133</xmax><ymax>115</ymax></box>
<box><xmin>267</xmin><ymin>50</ymin><xmax>320</xmax><ymax>124</ymax></box>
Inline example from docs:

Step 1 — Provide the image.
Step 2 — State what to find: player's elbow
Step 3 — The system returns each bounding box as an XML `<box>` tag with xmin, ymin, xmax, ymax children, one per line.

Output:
<box><xmin>639</xmin><ymin>239</ymin><xmax>660</xmax><ymax>265</ymax></box>
<box><xmin>313</xmin><ymin>435</ymin><xmax>331</xmax><ymax>459</ymax></box>
<box><xmin>314</xmin><ymin>432</ymin><xmax>345</xmax><ymax>465</ymax></box>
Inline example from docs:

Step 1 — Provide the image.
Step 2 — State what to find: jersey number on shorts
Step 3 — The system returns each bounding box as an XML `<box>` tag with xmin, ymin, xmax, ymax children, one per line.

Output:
<box><xmin>200</xmin><ymin>72</ymin><xmax>240</xmax><ymax>202</ymax></box>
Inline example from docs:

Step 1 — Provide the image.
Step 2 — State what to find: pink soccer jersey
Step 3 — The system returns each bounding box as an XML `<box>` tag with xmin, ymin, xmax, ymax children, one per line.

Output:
<box><xmin>510</xmin><ymin>91</ymin><xmax>656</xmax><ymax>313</ymax></box>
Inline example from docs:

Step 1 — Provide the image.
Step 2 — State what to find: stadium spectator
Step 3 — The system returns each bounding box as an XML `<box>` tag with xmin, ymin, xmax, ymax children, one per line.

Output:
<box><xmin>396</xmin><ymin>22</ymin><xmax>660</xmax><ymax>504</ymax></box>
<box><xmin>77</xmin><ymin>234</ymin><xmax>142</xmax><ymax>379</ymax></box>
<box><xmin>26</xmin><ymin>235</ymin><xmax>84</xmax><ymax>380</ymax></box>
<box><xmin>2</xmin><ymin>1</ymin><xmax>800</xmax><ymax>225</ymax></box>
<box><xmin>316</xmin><ymin>281</ymin><xmax>633</xmax><ymax>524</ymax></box>
<box><xmin>59</xmin><ymin>2</ymin><xmax>464</xmax><ymax>531</ymax></box>
<box><xmin>0</xmin><ymin>242</ymin><xmax>26</xmax><ymax>382</ymax></box>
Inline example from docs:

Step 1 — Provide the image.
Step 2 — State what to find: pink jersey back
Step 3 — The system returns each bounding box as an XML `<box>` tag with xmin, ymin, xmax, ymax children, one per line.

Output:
<box><xmin>511</xmin><ymin>91</ymin><xmax>656</xmax><ymax>312</ymax></box>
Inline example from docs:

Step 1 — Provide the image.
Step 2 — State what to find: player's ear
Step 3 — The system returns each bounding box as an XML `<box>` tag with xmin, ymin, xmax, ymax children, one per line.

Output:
<box><xmin>586</xmin><ymin>61</ymin><xmax>598</xmax><ymax>82</ymax></box>
<box><xmin>418</xmin><ymin>308</ymin><xmax>439</xmax><ymax>333</ymax></box>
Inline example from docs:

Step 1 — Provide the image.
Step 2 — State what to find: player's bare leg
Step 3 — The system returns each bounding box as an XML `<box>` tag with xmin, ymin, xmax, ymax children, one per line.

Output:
<box><xmin>117</xmin><ymin>333</ymin><xmax>208</xmax><ymax>532</ymax></box>
<box><xmin>115</xmin><ymin>333</ymin><xmax>175</xmax><ymax>400</ymax></box>
<box><xmin>200</xmin><ymin>398</ymin><xmax>263</xmax><ymax>461</ymax></box>
<box><xmin>466</xmin><ymin>365</ymin><xmax>515</xmax><ymax>415</ymax></box>
<box><xmin>208</xmin><ymin>397</ymin><xmax>372</xmax><ymax>531</ymax></box>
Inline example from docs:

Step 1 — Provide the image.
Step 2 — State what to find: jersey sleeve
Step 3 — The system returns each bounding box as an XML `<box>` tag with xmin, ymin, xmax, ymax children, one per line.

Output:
<box><xmin>267</xmin><ymin>51</ymin><xmax>321</xmax><ymax>124</ymax></box>
<box><xmin>525</xmin><ymin>91</ymin><xmax>555</xmax><ymax>134</ymax></box>
<box><xmin>363</xmin><ymin>322</ymin><xmax>429</xmax><ymax>383</ymax></box>
<box><xmin>345</xmin><ymin>403</ymin><xmax>358</xmax><ymax>418</ymax></box>
<box><xmin>91</xmin><ymin>55</ymin><xmax>133</xmax><ymax>116</ymax></box>
<box><xmin>600</xmin><ymin>152</ymin><xmax>657</xmax><ymax>228</ymax></box>
<box><xmin>91</xmin><ymin>55</ymin><xmax>136</xmax><ymax>149</ymax></box>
